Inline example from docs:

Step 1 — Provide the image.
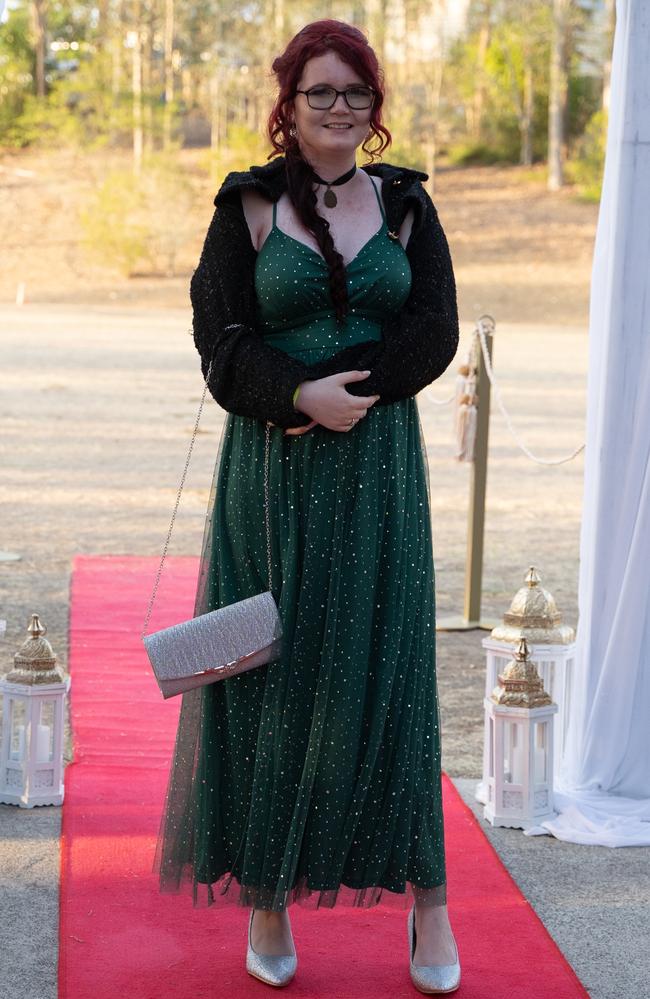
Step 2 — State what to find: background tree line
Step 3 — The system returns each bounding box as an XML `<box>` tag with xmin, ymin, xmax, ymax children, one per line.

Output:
<box><xmin>0</xmin><ymin>0</ymin><xmax>613</xmax><ymax>275</ymax></box>
<box><xmin>1</xmin><ymin>0</ymin><xmax>614</xmax><ymax>188</ymax></box>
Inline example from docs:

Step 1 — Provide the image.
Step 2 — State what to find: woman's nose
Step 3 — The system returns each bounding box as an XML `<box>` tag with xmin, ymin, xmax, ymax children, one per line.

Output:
<box><xmin>331</xmin><ymin>92</ymin><xmax>349</xmax><ymax>111</ymax></box>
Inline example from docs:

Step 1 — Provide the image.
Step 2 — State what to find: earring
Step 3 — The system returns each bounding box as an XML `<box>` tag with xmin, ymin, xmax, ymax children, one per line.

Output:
<box><xmin>289</xmin><ymin>124</ymin><xmax>297</xmax><ymax>138</ymax></box>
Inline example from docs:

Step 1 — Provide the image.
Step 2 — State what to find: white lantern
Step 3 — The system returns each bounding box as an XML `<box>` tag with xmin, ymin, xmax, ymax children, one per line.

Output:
<box><xmin>0</xmin><ymin>614</ymin><xmax>68</xmax><ymax>807</ymax></box>
<box><xmin>483</xmin><ymin>637</ymin><xmax>558</xmax><ymax>829</ymax></box>
<box><xmin>476</xmin><ymin>566</ymin><xmax>575</xmax><ymax>804</ymax></box>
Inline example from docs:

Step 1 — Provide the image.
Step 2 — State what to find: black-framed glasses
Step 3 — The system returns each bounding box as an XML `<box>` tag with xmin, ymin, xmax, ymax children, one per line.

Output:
<box><xmin>295</xmin><ymin>85</ymin><xmax>375</xmax><ymax>110</ymax></box>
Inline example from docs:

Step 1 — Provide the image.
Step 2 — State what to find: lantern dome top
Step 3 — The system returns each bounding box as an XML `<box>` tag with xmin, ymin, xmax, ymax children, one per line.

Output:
<box><xmin>490</xmin><ymin>566</ymin><xmax>575</xmax><ymax>645</ymax></box>
<box><xmin>5</xmin><ymin>613</ymin><xmax>65</xmax><ymax>685</ymax></box>
<box><xmin>16</xmin><ymin>613</ymin><xmax>54</xmax><ymax>659</ymax></box>
<box><xmin>490</xmin><ymin>636</ymin><xmax>554</xmax><ymax>707</ymax></box>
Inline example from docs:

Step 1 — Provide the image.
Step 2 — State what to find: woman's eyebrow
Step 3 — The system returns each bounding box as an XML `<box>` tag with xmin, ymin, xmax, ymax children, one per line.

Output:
<box><xmin>306</xmin><ymin>80</ymin><xmax>366</xmax><ymax>87</ymax></box>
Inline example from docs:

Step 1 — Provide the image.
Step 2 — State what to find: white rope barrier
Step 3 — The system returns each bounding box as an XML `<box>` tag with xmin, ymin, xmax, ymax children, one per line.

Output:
<box><xmin>427</xmin><ymin>389</ymin><xmax>456</xmax><ymax>405</ymax></box>
<box><xmin>476</xmin><ymin>325</ymin><xmax>586</xmax><ymax>467</ymax></box>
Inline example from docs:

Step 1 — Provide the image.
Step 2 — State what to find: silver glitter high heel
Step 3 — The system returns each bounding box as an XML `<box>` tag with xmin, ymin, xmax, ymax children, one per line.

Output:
<box><xmin>246</xmin><ymin>908</ymin><xmax>297</xmax><ymax>987</ymax></box>
<box><xmin>407</xmin><ymin>904</ymin><xmax>461</xmax><ymax>994</ymax></box>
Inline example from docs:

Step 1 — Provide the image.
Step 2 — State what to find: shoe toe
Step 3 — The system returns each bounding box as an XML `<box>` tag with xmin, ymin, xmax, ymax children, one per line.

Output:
<box><xmin>246</xmin><ymin>951</ymin><xmax>297</xmax><ymax>987</ymax></box>
<box><xmin>410</xmin><ymin>960</ymin><xmax>461</xmax><ymax>994</ymax></box>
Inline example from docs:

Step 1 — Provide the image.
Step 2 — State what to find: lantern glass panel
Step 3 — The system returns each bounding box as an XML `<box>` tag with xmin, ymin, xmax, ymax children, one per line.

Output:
<box><xmin>534</xmin><ymin>722</ymin><xmax>547</xmax><ymax>782</ymax></box>
<box><xmin>503</xmin><ymin>720</ymin><xmax>523</xmax><ymax>784</ymax></box>
<box><xmin>488</xmin><ymin>716</ymin><xmax>494</xmax><ymax>777</ymax></box>
<box><xmin>9</xmin><ymin>699</ymin><xmax>27</xmax><ymax>762</ymax></box>
<box><xmin>38</xmin><ymin>701</ymin><xmax>55</xmax><ymax>763</ymax></box>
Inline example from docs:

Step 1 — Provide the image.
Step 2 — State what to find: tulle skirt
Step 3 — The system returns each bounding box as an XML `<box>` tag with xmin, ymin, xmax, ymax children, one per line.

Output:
<box><xmin>152</xmin><ymin>339</ymin><xmax>447</xmax><ymax>912</ymax></box>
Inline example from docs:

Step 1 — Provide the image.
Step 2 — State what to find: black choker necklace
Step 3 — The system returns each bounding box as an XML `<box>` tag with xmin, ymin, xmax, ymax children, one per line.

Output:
<box><xmin>310</xmin><ymin>164</ymin><xmax>357</xmax><ymax>207</ymax></box>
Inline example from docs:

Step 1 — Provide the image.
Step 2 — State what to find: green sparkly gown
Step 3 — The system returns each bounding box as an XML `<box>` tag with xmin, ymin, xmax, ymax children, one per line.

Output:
<box><xmin>153</xmin><ymin>180</ymin><xmax>448</xmax><ymax>911</ymax></box>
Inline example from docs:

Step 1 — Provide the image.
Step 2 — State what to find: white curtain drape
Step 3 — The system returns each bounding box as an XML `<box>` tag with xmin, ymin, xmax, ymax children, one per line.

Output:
<box><xmin>525</xmin><ymin>0</ymin><xmax>650</xmax><ymax>847</ymax></box>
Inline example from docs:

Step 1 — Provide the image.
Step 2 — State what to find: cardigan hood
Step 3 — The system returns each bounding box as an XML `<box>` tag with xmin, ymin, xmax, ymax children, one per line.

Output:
<box><xmin>213</xmin><ymin>155</ymin><xmax>431</xmax><ymax>237</ymax></box>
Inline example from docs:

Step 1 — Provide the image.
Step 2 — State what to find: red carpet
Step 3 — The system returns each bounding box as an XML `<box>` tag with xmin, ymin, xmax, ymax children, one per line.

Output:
<box><xmin>59</xmin><ymin>555</ymin><xmax>589</xmax><ymax>998</ymax></box>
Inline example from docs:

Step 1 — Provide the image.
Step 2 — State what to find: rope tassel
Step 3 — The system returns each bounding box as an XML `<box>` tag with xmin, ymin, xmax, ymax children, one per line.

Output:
<box><xmin>455</xmin><ymin>355</ymin><xmax>478</xmax><ymax>462</ymax></box>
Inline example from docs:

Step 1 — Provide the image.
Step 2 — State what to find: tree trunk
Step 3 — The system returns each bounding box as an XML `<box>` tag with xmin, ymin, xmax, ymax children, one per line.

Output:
<box><xmin>602</xmin><ymin>0</ymin><xmax>615</xmax><ymax>111</ymax></box>
<box><xmin>111</xmin><ymin>0</ymin><xmax>124</xmax><ymax>104</ymax></box>
<box><xmin>131</xmin><ymin>1</ymin><xmax>143</xmax><ymax>175</ymax></box>
<box><xmin>521</xmin><ymin>59</ymin><xmax>533</xmax><ymax>166</ymax></box>
<box><xmin>163</xmin><ymin>0</ymin><xmax>175</xmax><ymax>149</ymax></box>
<box><xmin>425</xmin><ymin>51</ymin><xmax>444</xmax><ymax>197</ymax></box>
<box><xmin>274</xmin><ymin>0</ymin><xmax>285</xmax><ymax>49</ymax></box>
<box><xmin>548</xmin><ymin>0</ymin><xmax>570</xmax><ymax>191</ymax></box>
<box><xmin>471</xmin><ymin>7</ymin><xmax>491</xmax><ymax>142</ymax></box>
<box><xmin>31</xmin><ymin>0</ymin><xmax>47</xmax><ymax>98</ymax></box>
<box><xmin>142</xmin><ymin>15</ymin><xmax>154</xmax><ymax>155</ymax></box>
<box><xmin>364</xmin><ymin>0</ymin><xmax>386</xmax><ymax>68</ymax></box>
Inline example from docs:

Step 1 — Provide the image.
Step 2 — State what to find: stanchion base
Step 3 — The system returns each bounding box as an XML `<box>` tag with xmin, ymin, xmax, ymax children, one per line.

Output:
<box><xmin>436</xmin><ymin>615</ymin><xmax>500</xmax><ymax>632</ymax></box>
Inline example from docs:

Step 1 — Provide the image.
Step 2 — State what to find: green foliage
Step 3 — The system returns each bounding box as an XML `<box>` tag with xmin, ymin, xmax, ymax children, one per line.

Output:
<box><xmin>379</xmin><ymin>98</ymin><xmax>429</xmax><ymax>172</ymax></box>
<box><xmin>567</xmin><ymin>107</ymin><xmax>607</xmax><ymax>201</ymax></box>
<box><xmin>79</xmin><ymin>153</ymin><xmax>196</xmax><ymax>276</ymax></box>
<box><xmin>447</xmin><ymin>142</ymin><xmax>509</xmax><ymax>166</ymax></box>
<box><xmin>7</xmin><ymin>49</ymin><xmax>139</xmax><ymax>149</ymax></box>
<box><xmin>445</xmin><ymin>0</ymin><xmax>552</xmax><ymax>164</ymax></box>
<box><xmin>200</xmin><ymin>123</ymin><xmax>271</xmax><ymax>183</ymax></box>
<box><xmin>53</xmin><ymin>50</ymin><xmax>133</xmax><ymax>149</ymax></box>
<box><xmin>566</xmin><ymin>71</ymin><xmax>602</xmax><ymax>142</ymax></box>
<box><xmin>380</xmin><ymin>134</ymin><xmax>426</xmax><ymax>174</ymax></box>
<box><xmin>0</xmin><ymin>5</ymin><xmax>33</xmax><ymax>141</ymax></box>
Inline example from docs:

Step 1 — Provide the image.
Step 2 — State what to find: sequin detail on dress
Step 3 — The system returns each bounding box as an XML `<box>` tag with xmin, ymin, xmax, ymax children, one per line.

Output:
<box><xmin>153</xmin><ymin>178</ymin><xmax>448</xmax><ymax>912</ymax></box>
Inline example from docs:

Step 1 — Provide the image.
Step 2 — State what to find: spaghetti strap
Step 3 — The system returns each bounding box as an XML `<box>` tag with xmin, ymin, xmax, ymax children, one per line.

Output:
<box><xmin>369</xmin><ymin>176</ymin><xmax>387</xmax><ymax>224</ymax></box>
<box><xmin>272</xmin><ymin>198</ymin><xmax>278</xmax><ymax>228</ymax></box>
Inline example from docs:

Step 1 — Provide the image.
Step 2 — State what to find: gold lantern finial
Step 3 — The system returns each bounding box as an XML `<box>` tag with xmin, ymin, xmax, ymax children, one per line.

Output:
<box><xmin>490</xmin><ymin>566</ymin><xmax>575</xmax><ymax>645</ymax></box>
<box><xmin>5</xmin><ymin>614</ymin><xmax>65</xmax><ymax>685</ymax></box>
<box><xmin>490</xmin><ymin>637</ymin><xmax>553</xmax><ymax>708</ymax></box>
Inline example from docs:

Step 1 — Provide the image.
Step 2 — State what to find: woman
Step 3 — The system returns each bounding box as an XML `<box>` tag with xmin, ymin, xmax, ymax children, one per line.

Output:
<box><xmin>153</xmin><ymin>19</ymin><xmax>461</xmax><ymax>993</ymax></box>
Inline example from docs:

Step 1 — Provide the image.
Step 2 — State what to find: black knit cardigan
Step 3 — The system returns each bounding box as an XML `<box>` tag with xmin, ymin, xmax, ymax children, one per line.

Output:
<box><xmin>190</xmin><ymin>155</ymin><xmax>459</xmax><ymax>429</ymax></box>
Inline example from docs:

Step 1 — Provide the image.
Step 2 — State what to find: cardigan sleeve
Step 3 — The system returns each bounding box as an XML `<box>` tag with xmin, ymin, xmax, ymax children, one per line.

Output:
<box><xmin>190</xmin><ymin>193</ymin><xmax>316</xmax><ymax>429</ymax></box>
<box><xmin>307</xmin><ymin>190</ymin><xmax>460</xmax><ymax>403</ymax></box>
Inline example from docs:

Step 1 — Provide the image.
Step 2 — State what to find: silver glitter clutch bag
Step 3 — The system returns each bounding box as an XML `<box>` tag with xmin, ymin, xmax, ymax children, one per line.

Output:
<box><xmin>141</xmin><ymin>354</ymin><xmax>282</xmax><ymax>699</ymax></box>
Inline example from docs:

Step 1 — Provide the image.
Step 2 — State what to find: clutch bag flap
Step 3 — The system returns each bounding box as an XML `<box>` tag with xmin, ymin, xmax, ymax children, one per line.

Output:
<box><xmin>143</xmin><ymin>590</ymin><xmax>282</xmax><ymax>699</ymax></box>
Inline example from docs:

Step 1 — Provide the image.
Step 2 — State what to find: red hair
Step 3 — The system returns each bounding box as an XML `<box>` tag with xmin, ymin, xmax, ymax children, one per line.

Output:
<box><xmin>267</xmin><ymin>19</ymin><xmax>391</xmax><ymax>163</ymax></box>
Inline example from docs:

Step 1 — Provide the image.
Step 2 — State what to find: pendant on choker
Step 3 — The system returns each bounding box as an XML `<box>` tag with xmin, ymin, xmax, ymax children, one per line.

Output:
<box><xmin>311</xmin><ymin>163</ymin><xmax>357</xmax><ymax>208</ymax></box>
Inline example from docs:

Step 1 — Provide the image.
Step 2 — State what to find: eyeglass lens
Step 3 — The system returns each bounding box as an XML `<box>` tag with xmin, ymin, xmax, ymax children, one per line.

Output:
<box><xmin>306</xmin><ymin>86</ymin><xmax>374</xmax><ymax>109</ymax></box>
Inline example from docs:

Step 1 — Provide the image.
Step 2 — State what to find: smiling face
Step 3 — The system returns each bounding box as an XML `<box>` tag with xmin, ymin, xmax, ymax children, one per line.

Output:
<box><xmin>291</xmin><ymin>51</ymin><xmax>373</xmax><ymax>166</ymax></box>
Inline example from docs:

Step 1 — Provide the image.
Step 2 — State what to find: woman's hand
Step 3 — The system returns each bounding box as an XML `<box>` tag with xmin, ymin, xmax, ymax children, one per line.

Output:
<box><xmin>294</xmin><ymin>371</ymin><xmax>380</xmax><ymax>432</ymax></box>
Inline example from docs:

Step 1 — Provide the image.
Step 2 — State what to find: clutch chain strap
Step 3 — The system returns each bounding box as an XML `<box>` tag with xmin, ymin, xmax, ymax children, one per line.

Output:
<box><xmin>141</xmin><ymin>355</ymin><xmax>273</xmax><ymax>641</ymax></box>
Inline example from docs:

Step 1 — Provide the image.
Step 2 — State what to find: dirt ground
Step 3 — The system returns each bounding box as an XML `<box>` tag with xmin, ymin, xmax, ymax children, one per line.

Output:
<box><xmin>0</xmin><ymin>147</ymin><xmax>596</xmax><ymax>779</ymax></box>
<box><xmin>0</xmin><ymin>146</ymin><xmax>596</xmax><ymax>325</ymax></box>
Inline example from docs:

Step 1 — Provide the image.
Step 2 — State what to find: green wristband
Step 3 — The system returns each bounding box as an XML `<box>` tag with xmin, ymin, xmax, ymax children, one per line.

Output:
<box><xmin>292</xmin><ymin>384</ymin><xmax>302</xmax><ymax>409</ymax></box>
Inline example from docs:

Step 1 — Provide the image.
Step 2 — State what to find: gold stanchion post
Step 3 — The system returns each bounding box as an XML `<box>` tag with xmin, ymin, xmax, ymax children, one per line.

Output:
<box><xmin>438</xmin><ymin>315</ymin><xmax>499</xmax><ymax>631</ymax></box>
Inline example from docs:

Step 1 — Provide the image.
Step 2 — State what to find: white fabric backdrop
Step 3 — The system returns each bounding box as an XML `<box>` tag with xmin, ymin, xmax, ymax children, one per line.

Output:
<box><xmin>525</xmin><ymin>0</ymin><xmax>650</xmax><ymax>847</ymax></box>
